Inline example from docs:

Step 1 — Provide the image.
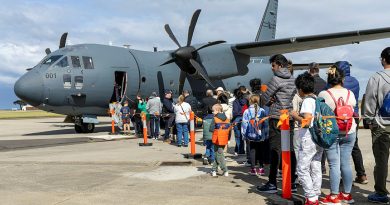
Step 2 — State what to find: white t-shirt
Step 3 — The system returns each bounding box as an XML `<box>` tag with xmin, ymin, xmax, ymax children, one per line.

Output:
<box><xmin>174</xmin><ymin>102</ymin><xmax>192</xmax><ymax>123</ymax></box>
<box><xmin>318</xmin><ymin>88</ymin><xmax>357</xmax><ymax>134</ymax></box>
<box><xmin>298</xmin><ymin>97</ymin><xmax>316</xmax><ymax>140</ymax></box>
<box><xmin>300</xmin><ymin>97</ymin><xmax>316</xmax><ymax>127</ymax></box>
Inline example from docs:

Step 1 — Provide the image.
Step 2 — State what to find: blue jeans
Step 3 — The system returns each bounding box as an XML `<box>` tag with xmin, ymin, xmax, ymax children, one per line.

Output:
<box><xmin>149</xmin><ymin>115</ymin><xmax>160</xmax><ymax>138</ymax></box>
<box><xmin>204</xmin><ymin>140</ymin><xmax>215</xmax><ymax>162</ymax></box>
<box><xmin>325</xmin><ymin>132</ymin><xmax>356</xmax><ymax>194</ymax></box>
<box><xmin>176</xmin><ymin>123</ymin><xmax>189</xmax><ymax>146</ymax></box>
<box><xmin>233</xmin><ymin>117</ymin><xmax>245</xmax><ymax>154</ymax></box>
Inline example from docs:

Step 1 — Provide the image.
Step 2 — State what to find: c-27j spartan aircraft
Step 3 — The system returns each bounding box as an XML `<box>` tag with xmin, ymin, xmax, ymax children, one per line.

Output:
<box><xmin>14</xmin><ymin>0</ymin><xmax>390</xmax><ymax>133</ymax></box>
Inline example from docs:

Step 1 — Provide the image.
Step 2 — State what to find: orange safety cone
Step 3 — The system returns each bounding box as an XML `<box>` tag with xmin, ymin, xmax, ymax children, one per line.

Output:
<box><xmin>185</xmin><ymin>112</ymin><xmax>202</xmax><ymax>159</ymax></box>
<box><xmin>139</xmin><ymin>112</ymin><xmax>152</xmax><ymax>146</ymax></box>
<box><xmin>279</xmin><ymin>109</ymin><xmax>291</xmax><ymax>199</ymax></box>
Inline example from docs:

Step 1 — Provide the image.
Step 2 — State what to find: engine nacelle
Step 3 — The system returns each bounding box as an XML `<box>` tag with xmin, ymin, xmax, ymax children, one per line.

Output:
<box><xmin>198</xmin><ymin>44</ymin><xmax>249</xmax><ymax>79</ymax></box>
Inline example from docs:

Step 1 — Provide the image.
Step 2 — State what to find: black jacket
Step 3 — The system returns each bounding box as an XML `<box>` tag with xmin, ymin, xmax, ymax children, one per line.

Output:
<box><xmin>162</xmin><ymin>98</ymin><xmax>174</xmax><ymax>114</ymax></box>
<box><xmin>202</xmin><ymin>96</ymin><xmax>217</xmax><ymax>115</ymax></box>
<box><xmin>313</xmin><ymin>74</ymin><xmax>327</xmax><ymax>96</ymax></box>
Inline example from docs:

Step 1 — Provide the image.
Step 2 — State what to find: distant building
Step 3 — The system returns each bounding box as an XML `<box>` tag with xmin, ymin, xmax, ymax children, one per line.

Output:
<box><xmin>22</xmin><ymin>105</ymin><xmax>38</xmax><ymax>111</ymax></box>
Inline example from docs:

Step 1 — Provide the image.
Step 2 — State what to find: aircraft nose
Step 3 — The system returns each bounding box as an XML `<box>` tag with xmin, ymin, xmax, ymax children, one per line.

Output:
<box><xmin>14</xmin><ymin>71</ymin><xmax>44</xmax><ymax>106</ymax></box>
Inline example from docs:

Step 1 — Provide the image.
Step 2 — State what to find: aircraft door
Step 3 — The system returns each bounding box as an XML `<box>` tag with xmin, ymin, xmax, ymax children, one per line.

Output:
<box><xmin>110</xmin><ymin>71</ymin><xmax>127</xmax><ymax>103</ymax></box>
<box><xmin>68</xmin><ymin>56</ymin><xmax>86</xmax><ymax>106</ymax></box>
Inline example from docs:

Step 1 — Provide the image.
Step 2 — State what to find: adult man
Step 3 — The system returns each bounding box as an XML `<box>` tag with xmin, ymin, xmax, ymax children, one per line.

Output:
<box><xmin>257</xmin><ymin>54</ymin><xmax>297</xmax><ymax>193</ymax></box>
<box><xmin>215</xmin><ymin>87</ymin><xmax>225</xmax><ymax>99</ymax></box>
<box><xmin>183</xmin><ymin>90</ymin><xmax>200</xmax><ymax>112</ymax></box>
<box><xmin>364</xmin><ymin>47</ymin><xmax>390</xmax><ymax>204</ymax></box>
<box><xmin>201</xmin><ymin>89</ymin><xmax>217</xmax><ymax>116</ymax></box>
<box><xmin>308</xmin><ymin>62</ymin><xmax>327</xmax><ymax>174</ymax></box>
<box><xmin>146</xmin><ymin>92</ymin><xmax>162</xmax><ymax>140</ymax></box>
<box><xmin>334</xmin><ymin>61</ymin><xmax>368</xmax><ymax>184</ymax></box>
<box><xmin>308</xmin><ymin>62</ymin><xmax>327</xmax><ymax>96</ymax></box>
<box><xmin>162</xmin><ymin>90</ymin><xmax>175</xmax><ymax>142</ymax></box>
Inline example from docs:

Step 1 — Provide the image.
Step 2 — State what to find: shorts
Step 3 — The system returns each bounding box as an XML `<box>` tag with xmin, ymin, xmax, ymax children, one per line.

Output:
<box><xmin>122</xmin><ymin>118</ymin><xmax>130</xmax><ymax>124</ymax></box>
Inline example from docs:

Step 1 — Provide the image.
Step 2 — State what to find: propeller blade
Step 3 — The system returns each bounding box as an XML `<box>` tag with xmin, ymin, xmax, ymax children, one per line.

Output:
<box><xmin>179</xmin><ymin>71</ymin><xmax>186</xmax><ymax>95</ymax></box>
<box><xmin>59</xmin><ymin>32</ymin><xmax>68</xmax><ymax>48</ymax></box>
<box><xmin>189</xmin><ymin>59</ymin><xmax>215</xmax><ymax>88</ymax></box>
<box><xmin>187</xmin><ymin>9</ymin><xmax>201</xmax><ymax>47</ymax></box>
<box><xmin>160</xmin><ymin>58</ymin><xmax>176</xmax><ymax>66</ymax></box>
<box><xmin>164</xmin><ymin>24</ymin><xmax>181</xmax><ymax>48</ymax></box>
<box><xmin>45</xmin><ymin>48</ymin><xmax>51</xmax><ymax>55</ymax></box>
<box><xmin>196</xmin><ymin>40</ymin><xmax>226</xmax><ymax>51</ymax></box>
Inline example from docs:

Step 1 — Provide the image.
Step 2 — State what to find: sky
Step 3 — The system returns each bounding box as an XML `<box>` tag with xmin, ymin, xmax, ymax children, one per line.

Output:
<box><xmin>1</xmin><ymin>0</ymin><xmax>390</xmax><ymax>109</ymax></box>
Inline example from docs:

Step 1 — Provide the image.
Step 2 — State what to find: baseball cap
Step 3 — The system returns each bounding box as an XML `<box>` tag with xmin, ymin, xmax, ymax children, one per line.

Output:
<box><xmin>215</xmin><ymin>87</ymin><xmax>224</xmax><ymax>92</ymax></box>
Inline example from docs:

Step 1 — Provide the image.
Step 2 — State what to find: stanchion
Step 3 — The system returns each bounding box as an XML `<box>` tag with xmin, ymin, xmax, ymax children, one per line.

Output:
<box><xmin>139</xmin><ymin>112</ymin><xmax>152</xmax><ymax>146</ymax></box>
<box><xmin>109</xmin><ymin>108</ymin><xmax>118</xmax><ymax>135</ymax></box>
<box><xmin>185</xmin><ymin>112</ymin><xmax>202</xmax><ymax>159</ymax></box>
<box><xmin>279</xmin><ymin>109</ymin><xmax>291</xmax><ymax>199</ymax></box>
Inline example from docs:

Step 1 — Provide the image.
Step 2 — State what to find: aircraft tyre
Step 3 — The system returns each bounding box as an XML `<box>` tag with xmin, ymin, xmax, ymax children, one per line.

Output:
<box><xmin>82</xmin><ymin>123</ymin><xmax>95</xmax><ymax>133</ymax></box>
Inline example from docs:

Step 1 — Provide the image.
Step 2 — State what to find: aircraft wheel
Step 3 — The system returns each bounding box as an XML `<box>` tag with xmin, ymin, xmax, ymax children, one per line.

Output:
<box><xmin>75</xmin><ymin>124</ymin><xmax>83</xmax><ymax>133</ymax></box>
<box><xmin>82</xmin><ymin>123</ymin><xmax>95</xmax><ymax>133</ymax></box>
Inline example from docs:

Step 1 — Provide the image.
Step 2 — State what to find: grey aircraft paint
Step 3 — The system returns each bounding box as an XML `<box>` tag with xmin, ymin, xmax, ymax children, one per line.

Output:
<box><xmin>14</xmin><ymin>0</ymin><xmax>390</xmax><ymax>133</ymax></box>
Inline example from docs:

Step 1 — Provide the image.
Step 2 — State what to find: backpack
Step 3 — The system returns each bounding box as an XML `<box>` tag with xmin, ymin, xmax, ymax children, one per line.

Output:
<box><xmin>326</xmin><ymin>90</ymin><xmax>354</xmax><ymax>132</ymax></box>
<box><xmin>378</xmin><ymin>72</ymin><xmax>390</xmax><ymax>118</ymax></box>
<box><xmin>307</xmin><ymin>97</ymin><xmax>339</xmax><ymax>149</ymax></box>
<box><xmin>243</xmin><ymin>106</ymin><xmax>265</xmax><ymax>141</ymax></box>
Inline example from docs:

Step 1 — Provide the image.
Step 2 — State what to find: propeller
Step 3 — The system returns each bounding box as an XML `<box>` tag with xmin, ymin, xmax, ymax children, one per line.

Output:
<box><xmin>160</xmin><ymin>9</ymin><xmax>226</xmax><ymax>94</ymax></box>
<box><xmin>59</xmin><ymin>32</ymin><xmax>68</xmax><ymax>48</ymax></box>
<box><xmin>44</xmin><ymin>32</ymin><xmax>68</xmax><ymax>55</ymax></box>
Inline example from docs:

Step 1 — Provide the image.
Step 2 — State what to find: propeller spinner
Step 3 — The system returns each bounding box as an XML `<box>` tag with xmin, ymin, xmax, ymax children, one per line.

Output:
<box><xmin>160</xmin><ymin>9</ymin><xmax>225</xmax><ymax>94</ymax></box>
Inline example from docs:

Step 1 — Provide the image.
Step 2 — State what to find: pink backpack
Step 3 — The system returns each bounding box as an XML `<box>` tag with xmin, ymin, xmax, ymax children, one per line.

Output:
<box><xmin>326</xmin><ymin>90</ymin><xmax>354</xmax><ymax>132</ymax></box>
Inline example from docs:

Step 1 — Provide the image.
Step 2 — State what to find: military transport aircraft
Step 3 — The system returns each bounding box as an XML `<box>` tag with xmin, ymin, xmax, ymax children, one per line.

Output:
<box><xmin>14</xmin><ymin>0</ymin><xmax>390</xmax><ymax>133</ymax></box>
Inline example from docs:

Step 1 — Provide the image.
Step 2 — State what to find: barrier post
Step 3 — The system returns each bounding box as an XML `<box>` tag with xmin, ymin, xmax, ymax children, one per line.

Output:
<box><xmin>139</xmin><ymin>112</ymin><xmax>152</xmax><ymax>146</ymax></box>
<box><xmin>190</xmin><ymin>112</ymin><xmax>195</xmax><ymax>155</ymax></box>
<box><xmin>280</xmin><ymin>109</ymin><xmax>291</xmax><ymax>199</ymax></box>
<box><xmin>184</xmin><ymin>112</ymin><xmax>202</xmax><ymax>159</ymax></box>
<box><xmin>108</xmin><ymin>108</ymin><xmax>118</xmax><ymax>135</ymax></box>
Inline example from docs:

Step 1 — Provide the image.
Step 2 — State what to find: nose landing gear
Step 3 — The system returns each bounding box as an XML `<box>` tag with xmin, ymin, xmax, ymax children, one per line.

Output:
<box><xmin>74</xmin><ymin>116</ymin><xmax>96</xmax><ymax>133</ymax></box>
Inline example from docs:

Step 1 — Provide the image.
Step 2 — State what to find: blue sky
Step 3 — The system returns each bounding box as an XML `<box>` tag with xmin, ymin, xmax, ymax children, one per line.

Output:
<box><xmin>1</xmin><ymin>0</ymin><xmax>390</xmax><ymax>109</ymax></box>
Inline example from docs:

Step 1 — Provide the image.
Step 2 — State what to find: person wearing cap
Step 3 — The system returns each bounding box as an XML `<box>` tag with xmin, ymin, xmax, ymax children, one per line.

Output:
<box><xmin>334</xmin><ymin>61</ymin><xmax>368</xmax><ymax>185</ymax></box>
<box><xmin>215</xmin><ymin>87</ymin><xmax>225</xmax><ymax>99</ymax></box>
<box><xmin>120</xmin><ymin>101</ymin><xmax>131</xmax><ymax>135</ymax></box>
<box><xmin>162</xmin><ymin>89</ymin><xmax>175</xmax><ymax>142</ymax></box>
<box><xmin>146</xmin><ymin>92</ymin><xmax>162</xmax><ymax>140</ymax></box>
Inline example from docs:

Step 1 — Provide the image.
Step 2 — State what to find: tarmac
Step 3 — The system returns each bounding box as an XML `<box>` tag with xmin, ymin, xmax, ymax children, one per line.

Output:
<box><xmin>0</xmin><ymin>117</ymin><xmax>388</xmax><ymax>205</ymax></box>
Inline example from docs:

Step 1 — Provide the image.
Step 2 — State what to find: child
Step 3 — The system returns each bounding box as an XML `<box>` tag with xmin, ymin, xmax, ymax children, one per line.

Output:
<box><xmin>202</xmin><ymin>112</ymin><xmax>215</xmax><ymax>165</ymax></box>
<box><xmin>291</xmin><ymin>72</ymin><xmax>323</xmax><ymax>205</ymax></box>
<box><xmin>120</xmin><ymin>101</ymin><xmax>131</xmax><ymax>135</ymax></box>
<box><xmin>241</xmin><ymin>95</ymin><xmax>266</xmax><ymax>176</ymax></box>
<box><xmin>209</xmin><ymin>104</ymin><xmax>230</xmax><ymax>177</ymax></box>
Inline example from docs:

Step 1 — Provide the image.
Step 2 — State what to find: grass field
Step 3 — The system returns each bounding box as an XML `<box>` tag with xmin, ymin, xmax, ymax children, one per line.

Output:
<box><xmin>0</xmin><ymin>110</ymin><xmax>64</xmax><ymax>119</ymax></box>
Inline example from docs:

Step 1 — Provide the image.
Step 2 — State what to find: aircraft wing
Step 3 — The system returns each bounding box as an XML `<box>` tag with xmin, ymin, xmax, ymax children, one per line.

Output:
<box><xmin>291</xmin><ymin>63</ymin><xmax>334</xmax><ymax>71</ymax></box>
<box><xmin>234</xmin><ymin>27</ymin><xmax>390</xmax><ymax>57</ymax></box>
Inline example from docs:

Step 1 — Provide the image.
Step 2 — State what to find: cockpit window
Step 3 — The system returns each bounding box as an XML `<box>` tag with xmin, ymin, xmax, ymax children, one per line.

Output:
<box><xmin>54</xmin><ymin>56</ymin><xmax>69</xmax><ymax>68</ymax></box>
<box><xmin>42</xmin><ymin>55</ymin><xmax>62</xmax><ymax>65</ymax></box>
<box><xmin>82</xmin><ymin>56</ymin><xmax>94</xmax><ymax>69</ymax></box>
<box><xmin>71</xmin><ymin>56</ymin><xmax>81</xmax><ymax>68</ymax></box>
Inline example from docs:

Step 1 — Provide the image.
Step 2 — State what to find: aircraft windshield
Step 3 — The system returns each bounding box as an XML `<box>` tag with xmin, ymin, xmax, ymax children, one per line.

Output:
<box><xmin>42</xmin><ymin>55</ymin><xmax>63</xmax><ymax>65</ymax></box>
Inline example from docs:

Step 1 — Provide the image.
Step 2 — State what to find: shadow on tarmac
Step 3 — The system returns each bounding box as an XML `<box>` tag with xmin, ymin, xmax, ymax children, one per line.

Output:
<box><xmin>23</xmin><ymin>126</ymin><xmax>112</xmax><ymax>136</ymax></box>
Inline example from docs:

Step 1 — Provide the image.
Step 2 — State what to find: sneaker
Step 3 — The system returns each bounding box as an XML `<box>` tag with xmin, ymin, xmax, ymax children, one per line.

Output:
<box><xmin>320</xmin><ymin>194</ymin><xmax>341</xmax><ymax>205</ymax></box>
<box><xmin>257</xmin><ymin>168</ymin><xmax>265</xmax><ymax>176</ymax></box>
<box><xmin>249</xmin><ymin>168</ymin><xmax>257</xmax><ymax>175</ymax></box>
<box><xmin>244</xmin><ymin>161</ymin><xmax>252</xmax><ymax>167</ymax></box>
<box><xmin>223</xmin><ymin>171</ymin><xmax>229</xmax><ymax>177</ymax></box>
<box><xmin>338</xmin><ymin>192</ymin><xmax>354</xmax><ymax>204</ymax></box>
<box><xmin>354</xmin><ymin>175</ymin><xmax>368</xmax><ymax>184</ymax></box>
<box><xmin>211</xmin><ymin>171</ymin><xmax>217</xmax><ymax>177</ymax></box>
<box><xmin>256</xmin><ymin>182</ymin><xmax>278</xmax><ymax>194</ymax></box>
<box><xmin>234</xmin><ymin>152</ymin><xmax>238</xmax><ymax>156</ymax></box>
<box><xmin>203</xmin><ymin>158</ymin><xmax>209</xmax><ymax>165</ymax></box>
<box><xmin>368</xmin><ymin>193</ymin><xmax>389</xmax><ymax>204</ymax></box>
<box><xmin>305</xmin><ymin>198</ymin><xmax>319</xmax><ymax>205</ymax></box>
<box><xmin>291</xmin><ymin>183</ymin><xmax>297</xmax><ymax>193</ymax></box>
<box><xmin>183</xmin><ymin>144</ymin><xmax>188</xmax><ymax>147</ymax></box>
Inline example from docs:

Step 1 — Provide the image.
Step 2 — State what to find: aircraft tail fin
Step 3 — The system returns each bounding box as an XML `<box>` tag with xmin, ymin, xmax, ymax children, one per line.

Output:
<box><xmin>255</xmin><ymin>0</ymin><xmax>278</xmax><ymax>42</ymax></box>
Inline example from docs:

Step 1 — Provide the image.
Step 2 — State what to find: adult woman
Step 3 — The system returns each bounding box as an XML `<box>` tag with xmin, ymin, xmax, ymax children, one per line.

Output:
<box><xmin>174</xmin><ymin>95</ymin><xmax>192</xmax><ymax>147</ymax></box>
<box><xmin>318</xmin><ymin>65</ymin><xmax>357</xmax><ymax>204</ymax></box>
